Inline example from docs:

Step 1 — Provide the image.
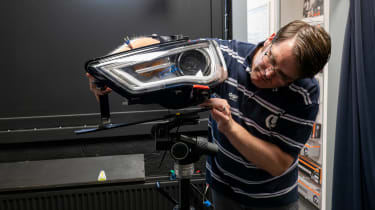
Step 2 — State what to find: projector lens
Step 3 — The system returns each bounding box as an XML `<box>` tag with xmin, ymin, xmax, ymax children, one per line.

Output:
<box><xmin>177</xmin><ymin>50</ymin><xmax>209</xmax><ymax>76</ymax></box>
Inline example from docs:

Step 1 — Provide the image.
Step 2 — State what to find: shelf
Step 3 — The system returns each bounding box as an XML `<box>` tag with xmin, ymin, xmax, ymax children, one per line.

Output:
<box><xmin>298</xmin><ymin>171</ymin><xmax>321</xmax><ymax>209</ymax></box>
<box><xmin>300</xmin><ymin>138</ymin><xmax>322</xmax><ymax>165</ymax></box>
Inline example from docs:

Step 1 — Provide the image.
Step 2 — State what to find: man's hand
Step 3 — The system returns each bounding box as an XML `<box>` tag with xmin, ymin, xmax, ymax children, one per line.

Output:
<box><xmin>87</xmin><ymin>37</ymin><xmax>160</xmax><ymax>101</ymax></box>
<box><xmin>200</xmin><ymin>98</ymin><xmax>234</xmax><ymax>133</ymax></box>
<box><xmin>86</xmin><ymin>73</ymin><xmax>112</xmax><ymax>102</ymax></box>
<box><xmin>201</xmin><ymin>98</ymin><xmax>294</xmax><ymax>176</ymax></box>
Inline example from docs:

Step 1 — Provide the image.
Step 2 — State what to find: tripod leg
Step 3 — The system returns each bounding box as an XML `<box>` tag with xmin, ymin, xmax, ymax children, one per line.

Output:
<box><xmin>180</xmin><ymin>178</ymin><xmax>192</xmax><ymax>210</ymax></box>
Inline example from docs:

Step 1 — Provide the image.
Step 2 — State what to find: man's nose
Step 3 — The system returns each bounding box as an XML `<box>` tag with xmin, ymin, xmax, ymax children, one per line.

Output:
<box><xmin>263</xmin><ymin>67</ymin><xmax>275</xmax><ymax>79</ymax></box>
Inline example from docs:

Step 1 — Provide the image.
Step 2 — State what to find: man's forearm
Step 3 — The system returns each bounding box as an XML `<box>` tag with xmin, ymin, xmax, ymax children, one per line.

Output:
<box><xmin>222</xmin><ymin>121</ymin><xmax>294</xmax><ymax>176</ymax></box>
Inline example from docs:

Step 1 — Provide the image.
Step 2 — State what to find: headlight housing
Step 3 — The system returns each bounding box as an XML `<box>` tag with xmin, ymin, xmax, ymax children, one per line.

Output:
<box><xmin>86</xmin><ymin>38</ymin><xmax>227</xmax><ymax>109</ymax></box>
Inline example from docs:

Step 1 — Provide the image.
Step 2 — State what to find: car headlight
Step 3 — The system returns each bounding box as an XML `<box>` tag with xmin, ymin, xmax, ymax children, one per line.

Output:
<box><xmin>86</xmin><ymin>38</ymin><xmax>227</xmax><ymax>109</ymax></box>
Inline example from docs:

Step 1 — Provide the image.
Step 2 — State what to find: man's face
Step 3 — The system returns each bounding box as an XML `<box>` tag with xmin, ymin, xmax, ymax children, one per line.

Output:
<box><xmin>250</xmin><ymin>39</ymin><xmax>299</xmax><ymax>89</ymax></box>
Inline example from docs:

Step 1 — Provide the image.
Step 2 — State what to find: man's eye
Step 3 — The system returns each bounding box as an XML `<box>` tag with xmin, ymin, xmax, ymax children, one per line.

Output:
<box><xmin>270</xmin><ymin>58</ymin><xmax>277</xmax><ymax>66</ymax></box>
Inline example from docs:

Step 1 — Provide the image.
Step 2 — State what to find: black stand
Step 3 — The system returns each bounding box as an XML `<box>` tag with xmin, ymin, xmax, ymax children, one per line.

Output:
<box><xmin>152</xmin><ymin>113</ymin><xmax>218</xmax><ymax>210</ymax></box>
<box><xmin>179</xmin><ymin>178</ymin><xmax>191</xmax><ymax>210</ymax></box>
<box><xmin>173</xmin><ymin>163</ymin><xmax>195</xmax><ymax>210</ymax></box>
<box><xmin>75</xmin><ymin>106</ymin><xmax>216</xmax><ymax>209</ymax></box>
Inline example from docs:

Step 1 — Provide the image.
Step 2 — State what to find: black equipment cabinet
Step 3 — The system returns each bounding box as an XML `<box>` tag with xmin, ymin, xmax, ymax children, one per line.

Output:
<box><xmin>0</xmin><ymin>0</ymin><xmax>229</xmax><ymax>144</ymax></box>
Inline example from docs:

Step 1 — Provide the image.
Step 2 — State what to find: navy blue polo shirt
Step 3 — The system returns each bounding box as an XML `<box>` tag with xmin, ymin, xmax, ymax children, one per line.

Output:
<box><xmin>205</xmin><ymin>39</ymin><xmax>320</xmax><ymax>208</ymax></box>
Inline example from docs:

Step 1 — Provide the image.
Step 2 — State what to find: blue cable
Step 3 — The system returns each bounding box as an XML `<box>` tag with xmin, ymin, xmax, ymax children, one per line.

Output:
<box><xmin>203</xmin><ymin>200</ymin><xmax>212</xmax><ymax>207</ymax></box>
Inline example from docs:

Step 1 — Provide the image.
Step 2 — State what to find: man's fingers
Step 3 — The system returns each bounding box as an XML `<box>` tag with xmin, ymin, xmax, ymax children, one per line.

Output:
<box><xmin>91</xmin><ymin>87</ymin><xmax>111</xmax><ymax>96</ymax></box>
<box><xmin>94</xmin><ymin>94</ymin><xmax>100</xmax><ymax>102</ymax></box>
<box><xmin>87</xmin><ymin>73</ymin><xmax>112</xmax><ymax>95</ymax></box>
<box><xmin>211</xmin><ymin>108</ymin><xmax>230</xmax><ymax>121</ymax></box>
<box><xmin>86</xmin><ymin>73</ymin><xmax>95</xmax><ymax>80</ymax></box>
<box><xmin>211</xmin><ymin>102</ymin><xmax>228</xmax><ymax>113</ymax></box>
<box><xmin>200</xmin><ymin>99</ymin><xmax>230</xmax><ymax>115</ymax></box>
<box><xmin>102</xmin><ymin>87</ymin><xmax>112</xmax><ymax>94</ymax></box>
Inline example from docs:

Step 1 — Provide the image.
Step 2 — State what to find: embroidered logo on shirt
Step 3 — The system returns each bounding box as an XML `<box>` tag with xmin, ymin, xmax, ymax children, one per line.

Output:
<box><xmin>265</xmin><ymin>114</ymin><xmax>279</xmax><ymax>129</ymax></box>
<box><xmin>228</xmin><ymin>92</ymin><xmax>238</xmax><ymax>102</ymax></box>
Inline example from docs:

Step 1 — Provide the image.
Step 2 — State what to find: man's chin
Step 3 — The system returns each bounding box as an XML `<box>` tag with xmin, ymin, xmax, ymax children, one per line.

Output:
<box><xmin>251</xmin><ymin>74</ymin><xmax>268</xmax><ymax>88</ymax></box>
<box><xmin>253</xmin><ymin>81</ymin><xmax>270</xmax><ymax>89</ymax></box>
<box><xmin>251</xmin><ymin>76</ymin><xmax>276</xmax><ymax>89</ymax></box>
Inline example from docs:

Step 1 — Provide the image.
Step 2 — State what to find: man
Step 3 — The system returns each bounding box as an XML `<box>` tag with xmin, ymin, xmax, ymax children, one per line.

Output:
<box><xmin>88</xmin><ymin>20</ymin><xmax>331</xmax><ymax>209</ymax></box>
<box><xmin>200</xmin><ymin>20</ymin><xmax>330</xmax><ymax>210</ymax></box>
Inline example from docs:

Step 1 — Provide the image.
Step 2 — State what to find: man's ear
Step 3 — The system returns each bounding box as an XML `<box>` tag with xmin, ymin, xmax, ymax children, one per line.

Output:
<box><xmin>264</xmin><ymin>33</ymin><xmax>276</xmax><ymax>46</ymax></box>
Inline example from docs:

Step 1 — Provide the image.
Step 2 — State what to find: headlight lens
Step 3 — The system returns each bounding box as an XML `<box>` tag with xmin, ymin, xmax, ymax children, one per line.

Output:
<box><xmin>87</xmin><ymin>39</ymin><xmax>227</xmax><ymax>95</ymax></box>
<box><xmin>177</xmin><ymin>49</ymin><xmax>210</xmax><ymax>76</ymax></box>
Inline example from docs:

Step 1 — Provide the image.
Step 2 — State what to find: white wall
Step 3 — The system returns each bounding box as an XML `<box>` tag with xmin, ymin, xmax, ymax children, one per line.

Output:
<box><xmin>232</xmin><ymin>0</ymin><xmax>247</xmax><ymax>41</ymax></box>
<box><xmin>280</xmin><ymin>0</ymin><xmax>304</xmax><ymax>26</ymax></box>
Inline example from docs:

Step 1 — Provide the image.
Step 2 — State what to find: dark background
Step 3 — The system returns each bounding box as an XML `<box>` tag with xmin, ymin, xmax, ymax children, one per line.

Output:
<box><xmin>0</xmin><ymin>0</ymin><xmax>227</xmax><ymax>144</ymax></box>
<box><xmin>0</xmin><ymin>0</ymin><xmax>230</xmax><ymax>177</ymax></box>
